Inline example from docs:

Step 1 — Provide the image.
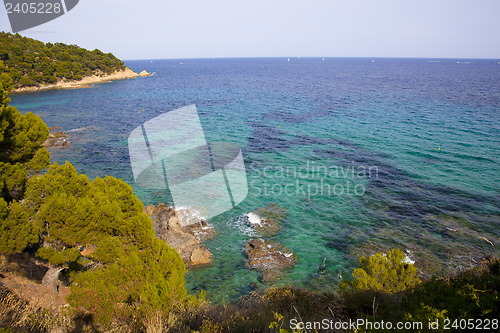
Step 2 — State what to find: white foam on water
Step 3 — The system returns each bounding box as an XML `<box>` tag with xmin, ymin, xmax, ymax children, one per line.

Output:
<box><xmin>175</xmin><ymin>206</ymin><xmax>207</xmax><ymax>227</ymax></box>
<box><xmin>373</xmin><ymin>250</ymin><xmax>416</xmax><ymax>265</ymax></box>
<box><xmin>404</xmin><ymin>250</ymin><xmax>416</xmax><ymax>265</ymax></box>
<box><xmin>246</xmin><ymin>212</ymin><xmax>262</xmax><ymax>227</ymax></box>
<box><xmin>278</xmin><ymin>251</ymin><xmax>293</xmax><ymax>258</ymax></box>
<box><xmin>231</xmin><ymin>213</ymin><xmax>257</xmax><ymax>236</ymax></box>
<box><xmin>67</xmin><ymin>125</ymin><xmax>97</xmax><ymax>133</ymax></box>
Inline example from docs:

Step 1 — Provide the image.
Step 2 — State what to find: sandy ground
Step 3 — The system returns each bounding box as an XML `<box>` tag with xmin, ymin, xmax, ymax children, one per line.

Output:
<box><xmin>12</xmin><ymin>68</ymin><xmax>151</xmax><ymax>93</ymax></box>
<box><xmin>0</xmin><ymin>254</ymin><xmax>69</xmax><ymax>311</ymax></box>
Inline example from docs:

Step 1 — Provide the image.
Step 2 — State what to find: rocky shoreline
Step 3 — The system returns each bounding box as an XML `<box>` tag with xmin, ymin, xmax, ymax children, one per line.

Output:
<box><xmin>144</xmin><ymin>202</ymin><xmax>298</xmax><ymax>284</ymax></box>
<box><xmin>12</xmin><ymin>68</ymin><xmax>151</xmax><ymax>93</ymax></box>
<box><xmin>144</xmin><ymin>203</ymin><xmax>216</xmax><ymax>267</ymax></box>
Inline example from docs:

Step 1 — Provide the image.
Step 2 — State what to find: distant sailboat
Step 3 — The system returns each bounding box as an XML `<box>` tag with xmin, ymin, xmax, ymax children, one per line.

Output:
<box><xmin>287</xmin><ymin>58</ymin><xmax>290</xmax><ymax>62</ymax></box>
<box><xmin>322</xmin><ymin>57</ymin><xmax>325</xmax><ymax>61</ymax></box>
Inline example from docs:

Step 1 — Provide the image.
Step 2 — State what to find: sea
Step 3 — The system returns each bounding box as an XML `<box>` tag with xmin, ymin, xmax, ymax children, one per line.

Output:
<box><xmin>10</xmin><ymin>58</ymin><xmax>500</xmax><ymax>303</ymax></box>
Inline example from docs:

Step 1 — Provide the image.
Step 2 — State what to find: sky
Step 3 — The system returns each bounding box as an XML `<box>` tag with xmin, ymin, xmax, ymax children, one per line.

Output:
<box><xmin>1</xmin><ymin>0</ymin><xmax>499</xmax><ymax>60</ymax></box>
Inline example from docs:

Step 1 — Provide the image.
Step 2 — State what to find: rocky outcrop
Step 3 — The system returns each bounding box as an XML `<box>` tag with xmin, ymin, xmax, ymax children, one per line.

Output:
<box><xmin>247</xmin><ymin>203</ymin><xmax>288</xmax><ymax>238</ymax></box>
<box><xmin>245</xmin><ymin>238</ymin><xmax>298</xmax><ymax>284</ymax></box>
<box><xmin>144</xmin><ymin>203</ymin><xmax>216</xmax><ymax>267</ymax></box>
<box><xmin>138</xmin><ymin>70</ymin><xmax>152</xmax><ymax>77</ymax></box>
<box><xmin>43</xmin><ymin>131</ymin><xmax>69</xmax><ymax>148</ymax></box>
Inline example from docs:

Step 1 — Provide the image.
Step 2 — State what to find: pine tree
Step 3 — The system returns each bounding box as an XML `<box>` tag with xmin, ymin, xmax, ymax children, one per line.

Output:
<box><xmin>341</xmin><ymin>249</ymin><xmax>421</xmax><ymax>294</ymax></box>
<box><xmin>0</xmin><ymin>80</ymin><xmax>186</xmax><ymax>326</ymax></box>
<box><xmin>0</xmin><ymin>81</ymin><xmax>49</xmax><ymax>203</ymax></box>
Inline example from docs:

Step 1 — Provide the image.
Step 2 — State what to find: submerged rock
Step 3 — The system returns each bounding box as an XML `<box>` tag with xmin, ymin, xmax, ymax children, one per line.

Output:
<box><xmin>245</xmin><ymin>238</ymin><xmax>298</xmax><ymax>284</ymax></box>
<box><xmin>247</xmin><ymin>203</ymin><xmax>288</xmax><ymax>238</ymax></box>
<box><xmin>144</xmin><ymin>203</ymin><xmax>216</xmax><ymax>266</ymax></box>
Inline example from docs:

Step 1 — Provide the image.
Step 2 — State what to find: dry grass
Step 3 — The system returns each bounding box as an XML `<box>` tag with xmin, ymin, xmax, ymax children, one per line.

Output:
<box><xmin>0</xmin><ymin>287</ymin><xmax>69</xmax><ymax>332</ymax></box>
<box><xmin>143</xmin><ymin>311</ymin><xmax>163</xmax><ymax>333</ymax></box>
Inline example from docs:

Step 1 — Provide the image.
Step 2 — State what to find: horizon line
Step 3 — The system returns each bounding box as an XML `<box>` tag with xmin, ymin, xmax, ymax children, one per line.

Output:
<box><xmin>122</xmin><ymin>56</ymin><xmax>500</xmax><ymax>62</ymax></box>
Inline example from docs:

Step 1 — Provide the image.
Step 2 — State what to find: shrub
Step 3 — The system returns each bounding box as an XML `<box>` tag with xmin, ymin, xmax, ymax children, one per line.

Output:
<box><xmin>0</xmin><ymin>82</ymin><xmax>49</xmax><ymax>203</ymax></box>
<box><xmin>341</xmin><ymin>249</ymin><xmax>421</xmax><ymax>294</ymax></box>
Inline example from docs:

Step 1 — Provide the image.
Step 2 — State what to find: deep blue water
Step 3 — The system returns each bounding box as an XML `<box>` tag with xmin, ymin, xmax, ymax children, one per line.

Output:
<box><xmin>10</xmin><ymin>58</ymin><xmax>500</xmax><ymax>302</ymax></box>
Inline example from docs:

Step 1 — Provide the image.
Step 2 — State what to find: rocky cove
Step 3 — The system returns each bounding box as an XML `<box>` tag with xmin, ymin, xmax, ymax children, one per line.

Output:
<box><xmin>143</xmin><ymin>203</ymin><xmax>298</xmax><ymax>284</ymax></box>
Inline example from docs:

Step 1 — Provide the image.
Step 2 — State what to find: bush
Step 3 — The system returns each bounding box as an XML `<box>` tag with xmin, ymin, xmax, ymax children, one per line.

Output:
<box><xmin>341</xmin><ymin>249</ymin><xmax>421</xmax><ymax>294</ymax></box>
<box><xmin>0</xmin><ymin>82</ymin><xmax>49</xmax><ymax>203</ymax></box>
<box><xmin>68</xmin><ymin>238</ymin><xmax>186</xmax><ymax>327</ymax></box>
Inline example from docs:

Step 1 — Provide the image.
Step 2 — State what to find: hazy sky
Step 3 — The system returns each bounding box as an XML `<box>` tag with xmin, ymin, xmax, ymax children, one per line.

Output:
<box><xmin>1</xmin><ymin>0</ymin><xmax>499</xmax><ymax>60</ymax></box>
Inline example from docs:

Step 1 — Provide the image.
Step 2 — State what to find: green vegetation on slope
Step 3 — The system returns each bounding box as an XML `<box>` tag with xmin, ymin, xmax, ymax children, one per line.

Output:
<box><xmin>0</xmin><ymin>78</ymin><xmax>49</xmax><ymax>205</ymax></box>
<box><xmin>0</xmin><ymin>31</ymin><xmax>126</xmax><ymax>88</ymax></box>
<box><xmin>0</xmin><ymin>81</ymin><xmax>187</xmax><ymax>329</ymax></box>
<box><xmin>1</xmin><ymin>249</ymin><xmax>498</xmax><ymax>332</ymax></box>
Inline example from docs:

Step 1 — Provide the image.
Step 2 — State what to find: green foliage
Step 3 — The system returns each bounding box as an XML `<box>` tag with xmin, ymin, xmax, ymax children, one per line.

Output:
<box><xmin>201</xmin><ymin>318</ymin><xmax>225</xmax><ymax>333</ymax></box>
<box><xmin>0</xmin><ymin>61</ymin><xmax>13</xmax><ymax>91</ymax></box>
<box><xmin>22</xmin><ymin>162</ymin><xmax>156</xmax><ymax>256</ymax></box>
<box><xmin>0</xmin><ymin>197</ymin><xmax>6</xmax><ymax>217</ymax></box>
<box><xmin>341</xmin><ymin>255</ymin><xmax>499</xmax><ymax>332</ymax></box>
<box><xmin>68</xmin><ymin>238</ymin><xmax>186</xmax><ymax>327</ymax></box>
<box><xmin>404</xmin><ymin>305</ymin><xmax>448</xmax><ymax>332</ymax></box>
<box><xmin>36</xmin><ymin>246</ymin><xmax>81</xmax><ymax>266</ymax></box>
<box><xmin>0</xmin><ymin>37</ymin><xmax>187</xmax><ymax>329</ymax></box>
<box><xmin>0</xmin><ymin>200</ymin><xmax>38</xmax><ymax>253</ymax></box>
<box><xmin>91</xmin><ymin>236</ymin><xmax>125</xmax><ymax>264</ymax></box>
<box><xmin>2</xmin><ymin>161</ymin><xmax>188</xmax><ymax>327</ymax></box>
<box><xmin>0</xmin><ymin>82</ymin><xmax>49</xmax><ymax>203</ymax></box>
<box><xmin>405</xmin><ymin>258</ymin><xmax>500</xmax><ymax>320</ymax></box>
<box><xmin>0</xmin><ymin>81</ymin><xmax>48</xmax><ymax>253</ymax></box>
<box><xmin>0</xmin><ymin>163</ymin><xmax>27</xmax><ymax>201</ymax></box>
<box><xmin>269</xmin><ymin>312</ymin><xmax>290</xmax><ymax>333</ymax></box>
<box><xmin>0</xmin><ymin>31</ymin><xmax>126</xmax><ymax>89</ymax></box>
<box><xmin>341</xmin><ymin>249</ymin><xmax>421</xmax><ymax>294</ymax></box>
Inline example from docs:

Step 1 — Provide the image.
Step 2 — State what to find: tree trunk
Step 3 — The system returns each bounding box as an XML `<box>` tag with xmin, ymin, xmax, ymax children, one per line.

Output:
<box><xmin>42</xmin><ymin>266</ymin><xmax>64</xmax><ymax>294</ymax></box>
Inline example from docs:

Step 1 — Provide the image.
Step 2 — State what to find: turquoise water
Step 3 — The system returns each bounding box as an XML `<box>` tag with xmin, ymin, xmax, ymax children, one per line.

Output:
<box><xmin>10</xmin><ymin>58</ymin><xmax>500</xmax><ymax>303</ymax></box>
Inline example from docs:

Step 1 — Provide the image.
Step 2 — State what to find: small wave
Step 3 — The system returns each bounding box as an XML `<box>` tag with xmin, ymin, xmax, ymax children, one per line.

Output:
<box><xmin>175</xmin><ymin>206</ymin><xmax>207</xmax><ymax>226</ymax></box>
<box><xmin>278</xmin><ymin>251</ymin><xmax>293</xmax><ymax>258</ymax></box>
<box><xmin>247</xmin><ymin>212</ymin><xmax>263</xmax><ymax>226</ymax></box>
<box><xmin>231</xmin><ymin>213</ymin><xmax>258</xmax><ymax>236</ymax></box>
<box><xmin>67</xmin><ymin>126</ymin><xmax>98</xmax><ymax>133</ymax></box>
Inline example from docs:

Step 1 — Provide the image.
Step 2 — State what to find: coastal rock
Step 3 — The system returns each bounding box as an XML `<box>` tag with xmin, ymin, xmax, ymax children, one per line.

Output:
<box><xmin>138</xmin><ymin>70</ymin><xmax>152</xmax><ymax>77</ymax></box>
<box><xmin>245</xmin><ymin>238</ymin><xmax>298</xmax><ymax>284</ymax></box>
<box><xmin>247</xmin><ymin>203</ymin><xmax>288</xmax><ymax>238</ymax></box>
<box><xmin>144</xmin><ymin>203</ymin><xmax>216</xmax><ymax>266</ymax></box>
<box><xmin>43</xmin><ymin>131</ymin><xmax>69</xmax><ymax>148</ymax></box>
